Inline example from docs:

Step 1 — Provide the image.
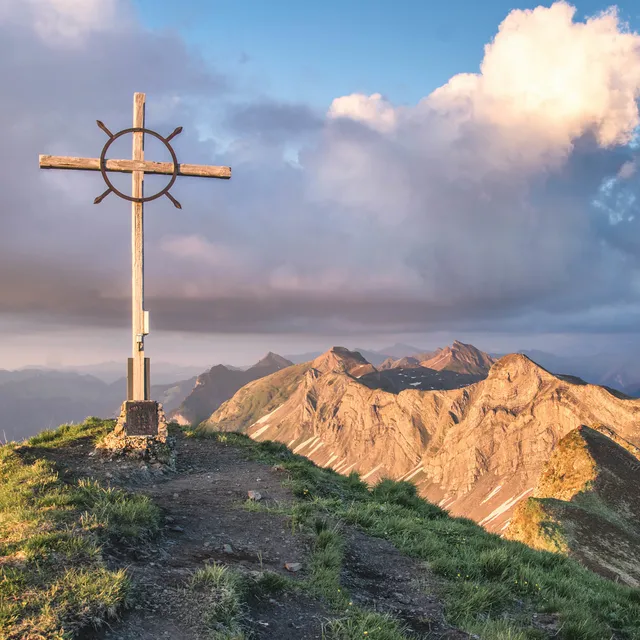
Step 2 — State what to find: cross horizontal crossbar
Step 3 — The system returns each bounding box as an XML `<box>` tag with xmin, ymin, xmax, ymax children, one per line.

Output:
<box><xmin>39</xmin><ymin>154</ymin><xmax>231</xmax><ymax>179</ymax></box>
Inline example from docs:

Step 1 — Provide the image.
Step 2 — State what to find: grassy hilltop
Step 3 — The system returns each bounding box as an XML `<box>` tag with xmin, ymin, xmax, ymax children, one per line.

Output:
<box><xmin>0</xmin><ymin>418</ymin><xmax>639</xmax><ymax>639</ymax></box>
<box><xmin>0</xmin><ymin>419</ymin><xmax>160</xmax><ymax>638</ymax></box>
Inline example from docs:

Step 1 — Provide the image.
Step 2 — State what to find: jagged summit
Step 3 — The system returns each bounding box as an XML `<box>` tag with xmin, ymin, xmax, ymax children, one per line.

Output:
<box><xmin>489</xmin><ymin>353</ymin><xmax>627</xmax><ymax>399</ymax></box>
<box><xmin>253</xmin><ymin>352</ymin><xmax>294</xmax><ymax>370</ymax></box>
<box><xmin>311</xmin><ymin>346</ymin><xmax>374</xmax><ymax>376</ymax></box>
<box><xmin>377</xmin><ymin>341</ymin><xmax>493</xmax><ymax>376</ymax></box>
<box><xmin>420</xmin><ymin>340</ymin><xmax>495</xmax><ymax>375</ymax></box>
<box><xmin>486</xmin><ymin>352</ymin><xmax>554</xmax><ymax>379</ymax></box>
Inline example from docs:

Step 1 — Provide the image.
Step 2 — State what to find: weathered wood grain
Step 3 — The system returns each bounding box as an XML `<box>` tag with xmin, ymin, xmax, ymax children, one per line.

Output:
<box><xmin>132</xmin><ymin>92</ymin><xmax>146</xmax><ymax>401</ymax></box>
<box><xmin>39</xmin><ymin>155</ymin><xmax>231</xmax><ymax>179</ymax></box>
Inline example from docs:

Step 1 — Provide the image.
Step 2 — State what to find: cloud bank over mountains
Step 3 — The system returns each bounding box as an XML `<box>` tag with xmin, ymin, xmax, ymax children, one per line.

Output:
<box><xmin>1</xmin><ymin>0</ymin><xmax>640</xmax><ymax>339</ymax></box>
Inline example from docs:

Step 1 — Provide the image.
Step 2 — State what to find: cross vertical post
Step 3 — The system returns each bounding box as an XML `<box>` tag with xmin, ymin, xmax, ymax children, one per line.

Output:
<box><xmin>132</xmin><ymin>93</ymin><xmax>146</xmax><ymax>401</ymax></box>
<box><xmin>38</xmin><ymin>91</ymin><xmax>231</xmax><ymax>438</ymax></box>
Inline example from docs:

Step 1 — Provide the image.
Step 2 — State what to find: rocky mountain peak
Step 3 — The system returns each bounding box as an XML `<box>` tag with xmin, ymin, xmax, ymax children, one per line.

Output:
<box><xmin>311</xmin><ymin>347</ymin><xmax>372</xmax><ymax>375</ymax></box>
<box><xmin>486</xmin><ymin>353</ymin><xmax>549</xmax><ymax>378</ymax></box>
<box><xmin>194</xmin><ymin>364</ymin><xmax>232</xmax><ymax>386</ymax></box>
<box><xmin>251</xmin><ymin>352</ymin><xmax>293</xmax><ymax>370</ymax></box>
<box><xmin>420</xmin><ymin>340</ymin><xmax>495</xmax><ymax>375</ymax></box>
<box><xmin>484</xmin><ymin>354</ymin><xmax>583</xmax><ymax>392</ymax></box>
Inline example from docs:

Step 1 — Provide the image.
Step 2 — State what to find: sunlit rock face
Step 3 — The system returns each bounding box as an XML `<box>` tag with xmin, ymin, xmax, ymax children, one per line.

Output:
<box><xmin>203</xmin><ymin>348</ymin><xmax>640</xmax><ymax>541</ymax></box>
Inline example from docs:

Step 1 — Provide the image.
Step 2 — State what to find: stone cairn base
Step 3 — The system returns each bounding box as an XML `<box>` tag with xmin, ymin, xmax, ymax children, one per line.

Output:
<box><xmin>95</xmin><ymin>401</ymin><xmax>176</xmax><ymax>470</ymax></box>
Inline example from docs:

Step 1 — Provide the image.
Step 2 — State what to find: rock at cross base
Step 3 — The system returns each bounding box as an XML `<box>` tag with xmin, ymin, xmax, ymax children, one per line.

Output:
<box><xmin>95</xmin><ymin>401</ymin><xmax>176</xmax><ymax>469</ymax></box>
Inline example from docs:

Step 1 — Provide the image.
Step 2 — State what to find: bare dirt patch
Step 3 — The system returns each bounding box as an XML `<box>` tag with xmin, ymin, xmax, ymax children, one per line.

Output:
<box><xmin>341</xmin><ymin>531</ymin><xmax>470</xmax><ymax>639</ymax></box>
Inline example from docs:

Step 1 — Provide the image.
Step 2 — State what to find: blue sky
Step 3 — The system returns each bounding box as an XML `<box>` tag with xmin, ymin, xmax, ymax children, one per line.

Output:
<box><xmin>131</xmin><ymin>0</ymin><xmax>640</xmax><ymax>108</ymax></box>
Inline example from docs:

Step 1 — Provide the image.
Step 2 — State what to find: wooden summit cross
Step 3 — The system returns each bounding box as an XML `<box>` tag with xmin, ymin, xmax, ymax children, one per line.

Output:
<box><xmin>39</xmin><ymin>92</ymin><xmax>231</xmax><ymax>409</ymax></box>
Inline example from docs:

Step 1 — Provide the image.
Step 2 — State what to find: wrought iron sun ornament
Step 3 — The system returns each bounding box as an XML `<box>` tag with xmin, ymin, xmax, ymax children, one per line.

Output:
<box><xmin>94</xmin><ymin>120</ymin><xmax>185</xmax><ymax>209</ymax></box>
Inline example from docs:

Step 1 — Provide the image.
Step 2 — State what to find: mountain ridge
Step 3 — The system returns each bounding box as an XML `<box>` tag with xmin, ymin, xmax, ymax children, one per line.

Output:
<box><xmin>420</xmin><ymin>340</ymin><xmax>496</xmax><ymax>375</ymax></box>
<box><xmin>201</xmin><ymin>347</ymin><xmax>640</xmax><ymax>557</ymax></box>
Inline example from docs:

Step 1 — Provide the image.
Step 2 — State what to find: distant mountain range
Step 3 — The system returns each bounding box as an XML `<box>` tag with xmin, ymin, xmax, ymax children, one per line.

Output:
<box><xmin>0</xmin><ymin>370</ymin><xmax>123</xmax><ymax>442</ymax></box>
<box><xmin>170</xmin><ymin>353</ymin><xmax>293</xmax><ymax>427</ymax></box>
<box><xmin>4</xmin><ymin>338</ymin><xmax>640</xmax><ymax>444</ymax></box>
<box><xmin>284</xmin><ymin>344</ymin><xmax>640</xmax><ymax>397</ymax></box>
<box><xmin>0</xmin><ymin>353</ymin><xmax>294</xmax><ymax>443</ymax></box>
<box><xmin>378</xmin><ymin>340</ymin><xmax>495</xmax><ymax>376</ymax></box>
<box><xmin>0</xmin><ymin>369</ymin><xmax>197</xmax><ymax>442</ymax></box>
<box><xmin>201</xmin><ymin>345</ymin><xmax>640</xmax><ymax>585</ymax></box>
<box><xmin>8</xmin><ymin>362</ymin><xmax>207</xmax><ymax>385</ymax></box>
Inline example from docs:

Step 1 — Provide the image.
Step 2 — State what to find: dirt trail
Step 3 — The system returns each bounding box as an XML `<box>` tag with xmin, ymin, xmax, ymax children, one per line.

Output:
<box><xmin>38</xmin><ymin>432</ymin><xmax>468</xmax><ymax>639</ymax></box>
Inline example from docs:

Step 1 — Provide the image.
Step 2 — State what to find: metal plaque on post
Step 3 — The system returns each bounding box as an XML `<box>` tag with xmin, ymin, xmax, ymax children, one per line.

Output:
<box><xmin>125</xmin><ymin>400</ymin><xmax>158</xmax><ymax>436</ymax></box>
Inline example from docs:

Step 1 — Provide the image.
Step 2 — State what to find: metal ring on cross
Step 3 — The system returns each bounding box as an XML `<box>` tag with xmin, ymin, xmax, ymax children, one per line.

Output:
<box><xmin>98</xmin><ymin>127</ymin><xmax>179</xmax><ymax>204</ymax></box>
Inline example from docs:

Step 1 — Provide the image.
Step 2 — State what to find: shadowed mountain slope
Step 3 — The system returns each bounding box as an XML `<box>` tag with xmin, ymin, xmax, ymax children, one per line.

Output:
<box><xmin>172</xmin><ymin>352</ymin><xmax>293</xmax><ymax>427</ymax></box>
<box><xmin>505</xmin><ymin>425</ymin><xmax>640</xmax><ymax>586</ymax></box>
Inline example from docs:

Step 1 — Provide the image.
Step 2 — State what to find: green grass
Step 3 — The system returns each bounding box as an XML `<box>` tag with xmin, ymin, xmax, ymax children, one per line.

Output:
<box><xmin>309</xmin><ymin>523</ymin><xmax>412</xmax><ymax>640</ymax></box>
<box><xmin>323</xmin><ymin>610</ymin><xmax>410</xmax><ymax>640</ymax></box>
<box><xmin>194</xmin><ymin>429</ymin><xmax>640</xmax><ymax>640</ymax></box>
<box><xmin>188</xmin><ymin>562</ymin><xmax>290</xmax><ymax>639</ymax></box>
<box><xmin>250</xmin><ymin>570</ymin><xmax>289</xmax><ymax>597</ymax></box>
<box><xmin>572</xmin><ymin>492</ymin><xmax>637</xmax><ymax>536</ymax></box>
<box><xmin>244</xmin><ymin>500</ymin><xmax>412</xmax><ymax>639</ymax></box>
<box><xmin>0</xmin><ymin>419</ymin><xmax>161</xmax><ymax>639</ymax></box>
<box><xmin>189</xmin><ymin>562</ymin><xmax>247</xmax><ymax>639</ymax></box>
<box><xmin>25</xmin><ymin>416</ymin><xmax>114</xmax><ymax>448</ymax></box>
<box><xmin>307</xmin><ymin>521</ymin><xmax>346</xmax><ymax>606</ymax></box>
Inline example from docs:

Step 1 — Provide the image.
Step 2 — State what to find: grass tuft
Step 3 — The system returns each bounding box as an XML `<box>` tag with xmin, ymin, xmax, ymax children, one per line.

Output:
<box><xmin>189</xmin><ymin>562</ymin><xmax>247</xmax><ymax>639</ymax></box>
<box><xmin>323</xmin><ymin>610</ymin><xmax>410</xmax><ymax>640</ymax></box>
<box><xmin>26</xmin><ymin>416</ymin><xmax>114</xmax><ymax>448</ymax></box>
<box><xmin>75</xmin><ymin>479</ymin><xmax>161</xmax><ymax>542</ymax></box>
<box><xmin>371</xmin><ymin>478</ymin><xmax>447</xmax><ymax>519</ymax></box>
<box><xmin>251</xmin><ymin>570</ymin><xmax>289</xmax><ymax>596</ymax></box>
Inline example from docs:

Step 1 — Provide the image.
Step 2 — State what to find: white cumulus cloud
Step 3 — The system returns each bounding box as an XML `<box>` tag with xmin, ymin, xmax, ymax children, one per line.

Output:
<box><xmin>328</xmin><ymin>92</ymin><xmax>397</xmax><ymax>133</ymax></box>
